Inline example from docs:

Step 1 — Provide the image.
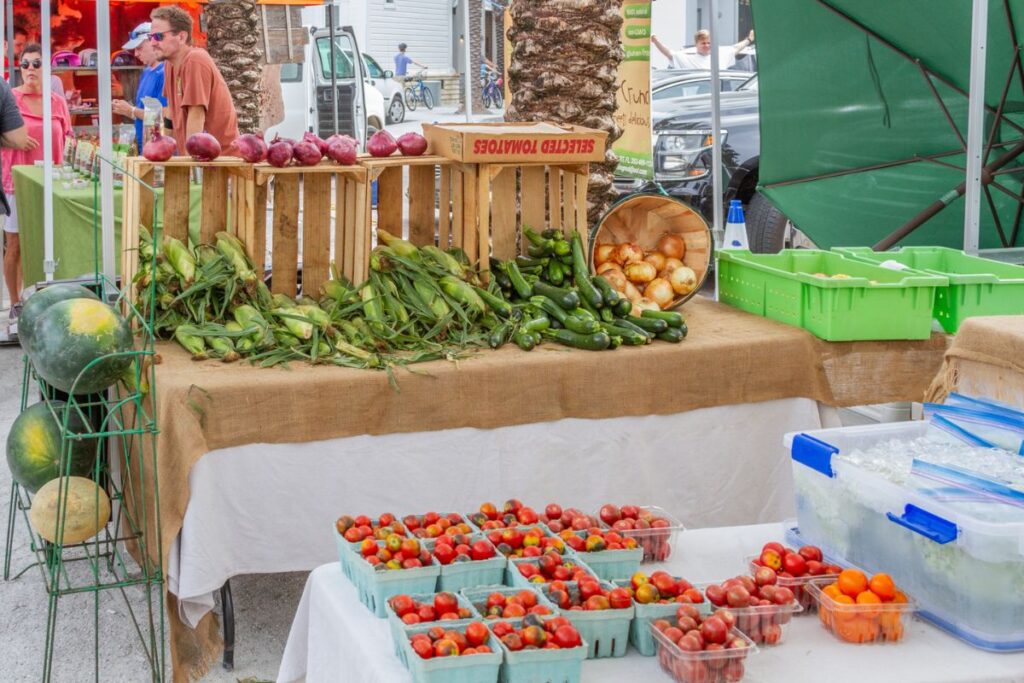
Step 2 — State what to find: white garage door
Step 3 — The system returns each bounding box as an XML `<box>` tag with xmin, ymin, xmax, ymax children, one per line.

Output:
<box><xmin>366</xmin><ymin>0</ymin><xmax>453</xmax><ymax>73</ymax></box>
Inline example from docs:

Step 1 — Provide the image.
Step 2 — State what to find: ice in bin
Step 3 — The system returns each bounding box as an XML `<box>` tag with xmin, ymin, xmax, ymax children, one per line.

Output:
<box><xmin>785</xmin><ymin>420</ymin><xmax>1024</xmax><ymax>651</ymax></box>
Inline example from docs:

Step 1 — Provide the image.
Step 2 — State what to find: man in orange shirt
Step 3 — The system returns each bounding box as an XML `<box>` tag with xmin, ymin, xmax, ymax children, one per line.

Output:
<box><xmin>149</xmin><ymin>6</ymin><xmax>238</xmax><ymax>153</ymax></box>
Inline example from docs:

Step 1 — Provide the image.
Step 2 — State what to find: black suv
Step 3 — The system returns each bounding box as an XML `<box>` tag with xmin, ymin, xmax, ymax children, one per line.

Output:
<box><xmin>615</xmin><ymin>74</ymin><xmax>798</xmax><ymax>252</ymax></box>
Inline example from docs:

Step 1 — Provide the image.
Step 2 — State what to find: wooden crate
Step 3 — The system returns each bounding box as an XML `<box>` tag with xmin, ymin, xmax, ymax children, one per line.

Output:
<box><xmin>471</xmin><ymin>162</ymin><xmax>590</xmax><ymax>263</ymax></box>
<box><xmin>251</xmin><ymin>162</ymin><xmax>370</xmax><ymax>297</ymax></box>
<box><xmin>121</xmin><ymin>156</ymin><xmax>252</xmax><ymax>301</ymax></box>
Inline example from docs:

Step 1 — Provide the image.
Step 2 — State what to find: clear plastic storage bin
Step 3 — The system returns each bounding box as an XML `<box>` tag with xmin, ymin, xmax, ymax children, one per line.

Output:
<box><xmin>785</xmin><ymin>421</ymin><xmax>1024</xmax><ymax>651</ymax></box>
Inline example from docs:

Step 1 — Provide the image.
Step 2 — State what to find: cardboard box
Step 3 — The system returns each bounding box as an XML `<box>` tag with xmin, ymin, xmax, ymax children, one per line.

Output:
<box><xmin>423</xmin><ymin>122</ymin><xmax>608</xmax><ymax>164</ymax></box>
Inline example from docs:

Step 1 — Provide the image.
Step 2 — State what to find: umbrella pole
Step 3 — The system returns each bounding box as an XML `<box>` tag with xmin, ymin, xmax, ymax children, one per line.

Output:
<box><xmin>709</xmin><ymin>0</ymin><xmax>724</xmax><ymax>245</ymax></box>
<box><xmin>97</xmin><ymin>0</ymin><xmax>116</xmax><ymax>292</ymax></box>
<box><xmin>962</xmin><ymin>0</ymin><xmax>988</xmax><ymax>255</ymax></box>
<box><xmin>41</xmin><ymin>0</ymin><xmax>52</xmax><ymax>283</ymax></box>
<box><xmin>874</xmin><ymin>140</ymin><xmax>1024</xmax><ymax>251</ymax></box>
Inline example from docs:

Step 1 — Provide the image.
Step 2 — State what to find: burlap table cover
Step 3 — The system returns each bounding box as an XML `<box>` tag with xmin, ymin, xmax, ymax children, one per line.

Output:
<box><xmin>153</xmin><ymin>297</ymin><xmax>948</xmax><ymax>680</ymax></box>
<box><xmin>927</xmin><ymin>315</ymin><xmax>1024</xmax><ymax>409</ymax></box>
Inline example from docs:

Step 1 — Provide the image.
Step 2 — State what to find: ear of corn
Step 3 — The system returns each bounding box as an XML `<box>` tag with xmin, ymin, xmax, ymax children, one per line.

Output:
<box><xmin>164</xmin><ymin>236</ymin><xmax>196</xmax><ymax>285</ymax></box>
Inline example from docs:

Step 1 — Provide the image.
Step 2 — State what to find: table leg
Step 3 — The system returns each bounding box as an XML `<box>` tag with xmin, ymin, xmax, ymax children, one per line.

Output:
<box><xmin>221</xmin><ymin>579</ymin><xmax>235</xmax><ymax>671</ymax></box>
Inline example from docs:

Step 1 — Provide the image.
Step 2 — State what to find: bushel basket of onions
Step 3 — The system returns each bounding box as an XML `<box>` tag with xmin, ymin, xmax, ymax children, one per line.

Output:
<box><xmin>589</xmin><ymin>194</ymin><xmax>712</xmax><ymax>310</ymax></box>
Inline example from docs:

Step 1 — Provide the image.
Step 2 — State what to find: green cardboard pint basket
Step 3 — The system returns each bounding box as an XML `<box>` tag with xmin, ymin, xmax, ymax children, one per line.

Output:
<box><xmin>386</xmin><ymin>591</ymin><xmax>482</xmax><ymax>667</ymax></box>
<box><xmin>348</xmin><ymin>540</ymin><xmax>440</xmax><ymax>617</ymax></box>
<box><xmin>424</xmin><ymin>536</ymin><xmax>507</xmax><ymax>592</ymax></box>
<box><xmin>402</xmin><ymin>620</ymin><xmax>503</xmax><ymax>683</ymax></box>
<box><xmin>834</xmin><ymin>246</ymin><xmax>1024</xmax><ymax>333</ymax></box>
<box><xmin>542</xmin><ymin>582</ymin><xmax>634</xmax><ymax>659</ymax></box>
<box><xmin>717</xmin><ymin>249</ymin><xmax>946</xmax><ymax>341</ymax></box>
<box><xmin>495</xmin><ymin>621</ymin><xmax>588</xmax><ymax>683</ymax></box>
<box><xmin>611</xmin><ymin>578</ymin><xmax>712</xmax><ymax>656</ymax></box>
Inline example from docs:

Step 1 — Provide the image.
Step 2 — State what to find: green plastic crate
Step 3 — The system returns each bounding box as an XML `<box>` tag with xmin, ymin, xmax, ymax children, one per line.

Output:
<box><xmin>717</xmin><ymin>249</ymin><xmax>946</xmax><ymax>341</ymax></box>
<box><xmin>834</xmin><ymin>246</ymin><xmax>1024</xmax><ymax>333</ymax></box>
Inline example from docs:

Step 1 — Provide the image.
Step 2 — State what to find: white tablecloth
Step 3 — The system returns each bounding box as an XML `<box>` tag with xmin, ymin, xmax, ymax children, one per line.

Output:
<box><xmin>168</xmin><ymin>398</ymin><xmax>824</xmax><ymax>627</ymax></box>
<box><xmin>276</xmin><ymin>523</ymin><xmax>1024</xmax><ymax>683</ymax></box>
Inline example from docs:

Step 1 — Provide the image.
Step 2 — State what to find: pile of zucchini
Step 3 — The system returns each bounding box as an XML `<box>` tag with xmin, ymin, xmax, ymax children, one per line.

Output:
<box><xmin>488</xmin><ymin>228</ymin><xmax>688</xmax><ymax>352</ymax></box>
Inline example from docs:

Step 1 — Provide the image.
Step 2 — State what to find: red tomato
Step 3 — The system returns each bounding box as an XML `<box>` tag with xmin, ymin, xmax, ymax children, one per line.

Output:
<box><xmin>501</xmin><ymin>633</ymin><xmax>524</xmax><ymax>651</ymax></box>
<box><xmin>417</xmin><ymin>605</ymin><xmax>437</xmax><ymax>622</ymax></box>
<box><xmin>516</xmin><ymin>590</ymin><xmax>538</xmax><ymax>608</ymax></box>
<box><xmin>798</xmin><ymin>545</ymin><xmax>823</xmax><ymax>563</ymax></box>
<box><xmin>433</xmin><ymin>544</ymin><xmax>456</xmax><ymax>565</ymax></box>
<box><xmin>466</xmin><ymin>621</ymin><xmax>489</xmax><ymax>648</ymax></box>
<box><xmin>700</xmin><ymin>616</ymin><xmax>729</xmax><ymax>645</ymax></box>
<box><xmin>401</xmin><ymin>613</ymin><xmax>420</xmax><ymax>625</ymax></box>
<box><xmin>389</xmin><ymin>595</ymin><xmax>415</xmax><ymax>617</ymax></box>
<box><xmin>552</xmin><ymin>624</ymin><xmax>581</xmax><ymax>648</ymax></box>
<box><xmin>471</xmin><ymin>540</ymin><xmax>496</xmax><ymax>561</ymax></box>
<box><xmin>434</xmin><ymin>639</ymin><xmax>459</xmax><ymax>657</ymax></box>
<box><xmin>444</xmin><ymin>630</ymin><xmax>469</xmax><ymax>653</ymax></box>
<box><xmin>782</xmin><ymin>552</ymin><xmax>808</xmax><ymax>577</ymax></box>
<box><xmin>434</xmin><ymin>592</ymin><xmax>459</xmax><ymax>616</ymax></box>
<box><xmin>412</xmin><ymin>638</ymin><xmax>434</xmax><ymax>659</ymax></box>
<box><xmin>521</xmin><ymin>625</ymin><xmax>547</xmax><ymax>647</ymax></box>
<box><xmin>491</xmin><ymin>621</ymin><xmax>514</xmax><ymax>638</ymax></box>
<box><xmin>608</xmin><ymin>587</ymin><xmax>633</xmax><ymax>609</ymax></box>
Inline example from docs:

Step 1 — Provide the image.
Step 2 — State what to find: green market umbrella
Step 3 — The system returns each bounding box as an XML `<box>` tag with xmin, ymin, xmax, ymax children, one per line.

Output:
<box><xmin>752</xmin><ymin>0</ymin><xmax>1024</xmax><ymax>250</ymax></box>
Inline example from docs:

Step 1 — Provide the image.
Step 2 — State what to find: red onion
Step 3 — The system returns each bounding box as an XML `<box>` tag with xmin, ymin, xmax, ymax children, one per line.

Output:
<box><xmin>267</xmin><ymin>139</ymin><xmax>294</xmax><ymax>168</ymax></box>
<box><xmin>185</xmin><ymin>133</ymin><xmax>222</xmax><ymax>162</ymax></box>
<box><xmin>326</xmin><ymin>134</ymin><xmax>358</xmax><ymax>149</ymax></box>
<box><xmin>235</xmin><ymin>133</ymin><xmax>268</xmax><ymax>163</ymax></box>
<box><xmin>142</xmin><ymin>135</ymin><xmax>177</xmax><ymax>162</ymax></box>
<box><xmin>396</xmin><ymin>132</ymin><xmax>428</xmax><ymax>157</ymax></box>
<box><xmin>302</xmin><ymin>131</ymin><xmax>329</xmax><ymax>157</ymax></box>
<box><xmin>366</xmin><ymin>130</ymin><xmax>398</xmax><ymax>158</ymax></box>
<box><xmin>326</xmin><ymin>138</ymin><xmax>357</xmax><ymax>165</ymax></box>
<box><xmin>292</xmin><ymin>141</ymin><xmax>323</xmax><ymax>167</ymax></box>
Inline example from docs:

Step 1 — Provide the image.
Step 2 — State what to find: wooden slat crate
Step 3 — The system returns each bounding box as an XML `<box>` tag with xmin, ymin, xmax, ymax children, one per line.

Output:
<box><xmin>251</xmin><ymin>162</ymin><xmax>370</xmax><ymax>297</ymax></box>
<box><xmin>471</xmin><ymin>162</ymin><xmax>591</xmax><ymax>262</ymax></box>
<box><xmin>121</xmin><ymin>156</ymin><xmax>252</xmax><ymax>303</ymax></box>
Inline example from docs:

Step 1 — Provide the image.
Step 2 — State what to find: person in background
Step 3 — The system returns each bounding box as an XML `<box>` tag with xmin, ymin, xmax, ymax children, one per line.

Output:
<box><xmin>1</xmin><ymin>44</ymin><xmax>71</xmax><ymax>315</ymax></box>
<box><xmin>393</xmin><ymin>43</ymin><xmax>427</xmax><ymax>79</ymax></box>
<box><xmin>149</xmin><ymin>6</ymin><xmax>238</xmax><ymax>153</ymax></box>
<box><xmin>111</xmin><ymin>22</ymin><xmax>166</xmax><ymax>148</ymax></box>
<box><xmin>652</xmin><ymin>29</ymin><xmax>754</xmax><ymax>71</ymax></box>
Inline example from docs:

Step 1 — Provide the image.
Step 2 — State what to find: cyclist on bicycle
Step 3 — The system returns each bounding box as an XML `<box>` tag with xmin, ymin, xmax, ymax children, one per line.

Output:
<box><xmin>394</xmin><ymin>43</ymin><xmax>427</xmax><ymax>79</ymax></box>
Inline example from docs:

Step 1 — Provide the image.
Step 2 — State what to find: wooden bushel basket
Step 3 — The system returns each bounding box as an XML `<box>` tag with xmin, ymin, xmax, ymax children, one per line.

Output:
<box><xmin>589</xmin><ymin>193</ymin><xmax>713</xmax><ymax>308</ymax></box>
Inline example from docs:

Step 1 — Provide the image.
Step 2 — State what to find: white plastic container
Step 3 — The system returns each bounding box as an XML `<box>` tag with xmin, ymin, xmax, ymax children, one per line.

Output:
<box><xmin>784</xmin><ymin>421</ymin><xmax>1024</xmax><ymax>651</ymax></box>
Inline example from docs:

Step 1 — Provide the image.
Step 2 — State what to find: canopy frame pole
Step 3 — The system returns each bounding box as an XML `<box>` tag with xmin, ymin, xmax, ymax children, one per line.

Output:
<box><xmin>963</xmin><ymin>0</ymin><xmax>988</xmax><ymax>255</ymax></box>
<box><xmin>41</xmin><ymin>0</ymin><xmax>53</xmax><ymax>281</ymax></box>
<box><xmin>97</xmin><ymin>0</ymin><xmax>116</xmax><ymax>292</ymax></box>
<box><xmin>463</xmin><ymin>0</ymin><xmax>473</xmax><ymax>123</ymax></box>
<box><xmin>709</xmin><ymin>0</ymin><xmax>724</xmax><ymax>243</ymax></box>
<box><xmin>327</xmin><ymin>3</ymin><xmax>338</xmax><ymax>135</ymax></box>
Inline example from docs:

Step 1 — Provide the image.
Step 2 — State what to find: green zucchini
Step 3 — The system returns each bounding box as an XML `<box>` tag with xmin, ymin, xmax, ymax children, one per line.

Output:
<box><xmin>642</xmin><ymin>309</ymin><xmax>685</xmax><ymax>328</ymax></box>
<box><xmin>602</xmin><ymin>323</ymin><xmax>650</xmax><ymax>346</ymax></box>
<box><xmin>542</xmin><ymin>329</ymin><xmax>611</xmax><ymax>351</ymax></box>
<box><xmin>592</xmin><ymin>276</ymin><xmax>621</xmax><ymax>307</ymax></box>
<box><xmin>532</xmin><ymin>282</ymin><xmax>580</xmax><ymax>310</ymax></box>
<box><xmin>503</xmin><ymin>261</ymin><xmax>534</xmax><ymax>299</ymax></box>
<box><xmin>624</xmin><ymin>314</ymin><xmax>668</xmax><ymax>334</ymax></box>
<box><xmin>521</xmin><ymin>315</ymin><xmax>551</xmax><ymax>333</ymax></box>
<box><xmin>614</xmin><ymin>297</ymin><xmax>633</xmax><ymax>318</ymax></box>
<box><xmin>513</xmin><ymin>329</ymin><xmax>538</xmax><ymax>351</ymax></box>
<box><xmin>657</xmin><ymin>327</ymin><xmax>686</xmax><ymax>343</ymax></box>
<box><xmin>474</xmin><ymin>286</ymin><xmax>517</xmax><ymax>319</ymax></box>
<box><xmin>610</xmin><ymin>317</ymin><xmax>653</xmax><ymax>340</ymax></box>
<box><xmin>563</xmin><ymin>315</ymin><xmax>601</xmax><ymax>335</ymax></box>
<box><xmin>571</xmin><ymin>231</ymin><xmax>603</xmax><ymax>308</ymax></box>
<box><xmin>489</xmin><ymin>323</ymin><xmax>512</xmax><ymax>349</ymax></box>
<box><xmin>547</xmin><ymin>259</ymin><xmax>566</xmax><ymax>286</ymax></box>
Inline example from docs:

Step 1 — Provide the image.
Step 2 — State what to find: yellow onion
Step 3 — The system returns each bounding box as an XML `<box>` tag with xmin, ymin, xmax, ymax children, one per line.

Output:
<box><xmin>657</xmin><ymin>233</ymin><xmax>686</xmax><ymax>260</ymax></box>
<box><xmin>646</xmin><ymin>277</ymin><xmax>675</xmax><ymax>309</ymax></box>
<box><xmin>644</xmin><ymin>252</ymin><xmax>667</xmax><ymax>272</ymax></box>
<box><xmin>615</xmin><ymin>242</ymin><xmax>645</xmax><ymax>265</ymax></box>
<box><xmin>597</xmin><ymin>261</ymin><xmax>623</xmax><ymax>276</ymax></box>
<box><xmin>660</xmin><ymin>257</ymin><xmax>685</xmax><ymax>278</ymax></box>
<box><xmin>623</xmin><ymin>281</ymin><xmax>643</xmax><ymax>303</ymax></box>
<box><xmin>603</xmin><ymin>269</ymin><xmax>628</xmax><ymax>292</ymax></box>
<box><xmin>636</xmin><ymin>297</ymin><xmax>662</xmax><ymax>313</ymax></box>
<box><xmin>625</xmin><ymin>261</ymin><xmax>657</xmax><ymax>284</ymax></box>
<box><xmin>670</xmin><ymin>265</ymin><xmax>698</xmax><ymax>296</ymax></box>
<box><xmin>594</xmin><ymin>244</ymin><xmax>617</xmax><ymax>267</ymax></box>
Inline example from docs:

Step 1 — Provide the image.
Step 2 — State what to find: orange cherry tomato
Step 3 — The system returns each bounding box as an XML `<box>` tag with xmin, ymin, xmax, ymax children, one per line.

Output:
<box><xmin>837</xmin><ymin>569</ymin><xmax>868</xmax><ymax>598</ymax></box>
<box><xmin>868</xmin><ymin>573</ymin><xmax>896</xmax><ymax>602</ymax></box>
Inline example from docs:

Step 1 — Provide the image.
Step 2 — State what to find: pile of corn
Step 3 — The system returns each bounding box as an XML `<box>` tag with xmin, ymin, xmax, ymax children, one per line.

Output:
<box><xmin>135</xmin><ymin>228</ymin><xmax>507</xmax><ymax>370</ymax></box>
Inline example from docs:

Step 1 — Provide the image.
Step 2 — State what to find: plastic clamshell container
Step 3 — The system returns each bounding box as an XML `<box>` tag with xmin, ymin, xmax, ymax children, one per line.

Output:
<box><xmin>348</xmin><ymin>540</ymin><xmax>441</xmax><ymax>618</ymax></box>
<box><xmin>460</xmin><ymin>585</ymin><xmax>559</xmax><ymax>621</ymax></box>
<box><xmin>597</xmin><ymin>506</ymin><xmax>685</xmax><ymax>563</ymax></box>
<box><xmin>807</xmin><ymin>579</ymin><xmax>916</xmax><ymax>644</ymax></box>
<box><xmin>834</xmin><ymin>246</ymin><xmax>1024</xmax><ymax>333</ymax></box>
<box><xmin>745</xmin><ymin>555</ymin><xmax>841</xmax><ymax>611</ymax></box>
<box><xmin>561</xmin><ymin>531</ymin><xmax>643</xmax><ymax>581</ymax></box>
<box><xmin>423</xmin><ymin>536</ymin><xmax>506</xmax><ymax>592</ymax></box>
<box><xmin>697</xmin><ymin>585</ymin><xmax>803</xmax><ymax>646</ymax></box>
<box><xmin>506</xmin><ymin>554</ymin><xmax>597</xmax><ymax>588</ymax></box>
<box><xmin>493</xmin><ymin>619</ymin><xmax>588</xmax><ymax>683</ymax></box>
<box><xmin>785</xmin><ymin>420</ymin><xmax>1024</xmax><ymax>651</ymax></box>
<box><xmin>611</xmin><ymin>577</ymin><xmax>710</xmax><ymax>656</ymax></box>
<box><xmin>650</xmin><ymin>623</ymin><xmax>759</xmax><ymax>683</ymax></box>
<box><xmin>385</xmin><ymin>591</ymin><xmax>482</xmax><ymax>667</ymax></box>
<box><xmin>402</xmin><ymin>620</ymin><xmax>503</xmax><ymax>683</ymax></box>
<box><xmin>717</xmin><ymin>249</ymin><xmax>946</xmax><ymax>341</ymax></box>
<box><xmin>541</xmin><ymin>581</ymin><xmax>634</xmax><ymax>659</ymax></box>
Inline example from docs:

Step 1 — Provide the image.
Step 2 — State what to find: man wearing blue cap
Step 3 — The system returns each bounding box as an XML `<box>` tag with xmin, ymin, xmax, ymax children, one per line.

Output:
<box><xmin>111</xmin><ymin>22</ymin><xmax>166</xmax><ymax>148</ymax></box>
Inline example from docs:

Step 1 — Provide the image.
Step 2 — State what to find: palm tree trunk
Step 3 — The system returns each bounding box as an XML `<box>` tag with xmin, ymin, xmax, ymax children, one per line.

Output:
<box><xmin>205</xmin><ymin>0</ymin><xmax>264</xmax><ymax>134</ymax></box>
<box><xmin>506</xmin><ymin>0</ymin><xmax>624</xmax><ymax>226</ymax></box>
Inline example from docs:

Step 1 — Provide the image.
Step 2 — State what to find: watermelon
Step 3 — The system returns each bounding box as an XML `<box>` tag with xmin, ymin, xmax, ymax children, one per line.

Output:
<box><xmin>29</xmin><ymin>476</ymin><xmax>111</xmax><ymax>545</ymax></box>
<box><xmin>6</xmin><ymin>401</ymin><xmax>97</xmax><ymax>493</ymax></box>
<box><xmin>29</xmin><ymin>298</ymin><xmax>134</xmax><ymax>395</ymax></box>
<box><xmin>18</xmin><ymin>283</ymin><xmax>99</xmax><ymax>353</ymax></box>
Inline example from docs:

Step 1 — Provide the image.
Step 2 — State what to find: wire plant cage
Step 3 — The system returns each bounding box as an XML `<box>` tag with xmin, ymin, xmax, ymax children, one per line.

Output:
<box><xmin>3</xmin><ymin>156</ymin><xmax>165</xmax><ymax>682</ymax></box>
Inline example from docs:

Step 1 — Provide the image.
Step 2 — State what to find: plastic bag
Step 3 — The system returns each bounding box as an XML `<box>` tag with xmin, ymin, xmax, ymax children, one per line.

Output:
<box><xmin>924</xmin><ymin>403</ymin><xmax>1024</xmax><ymax>455</ymax></box>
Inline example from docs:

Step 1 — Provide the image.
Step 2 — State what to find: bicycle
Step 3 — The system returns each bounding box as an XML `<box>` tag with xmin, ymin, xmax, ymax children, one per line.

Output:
<box><xmin>403</xmin><ymin>70</ymin><xmax>434</xmax><ymax>111</ymax></box>
<box><xmin>481</xmin><ymin>69</ymin><xmax>504</xmax><ymax>110</ymax></box>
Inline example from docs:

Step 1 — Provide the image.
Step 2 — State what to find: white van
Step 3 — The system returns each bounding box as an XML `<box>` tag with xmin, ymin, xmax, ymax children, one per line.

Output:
<box><xmin>266</xmin><ymin>26</ymin><xmax>387</xmax><ymax>146</ymax></box>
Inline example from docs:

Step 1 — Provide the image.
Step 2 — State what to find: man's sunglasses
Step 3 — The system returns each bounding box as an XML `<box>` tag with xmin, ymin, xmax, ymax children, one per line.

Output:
<box><xmin>20</xmin><ymin>59</ymin><xmax>42</xmax><ymax>69</ymax></box>
<box><xmin>129</xmin><ymin>28</ymin><xmax>149</xmax><ymax>41</ymax></box>
<box><xmin>149</xmin><ymin>31</ymin><xmax>178</xmax><ymax>42</ymax></box>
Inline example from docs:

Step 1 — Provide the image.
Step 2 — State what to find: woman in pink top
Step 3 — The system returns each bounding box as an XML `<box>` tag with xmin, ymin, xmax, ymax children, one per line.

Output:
<box><xmin>2</xmin><ymin>43</ymin><xmax>72</xmax><ymax>310</ymax></box>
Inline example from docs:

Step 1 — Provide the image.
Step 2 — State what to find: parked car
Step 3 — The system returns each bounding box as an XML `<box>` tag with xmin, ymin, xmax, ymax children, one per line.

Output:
<box><xmin>615</xmin><ymin>75</ymin><xmax>805</xmax><ymax>252</ymax></box>
<box><xmin>363</xmin><ymin>54</ymin><xmax>405</xmax><ymax>124</ymax></box>
<box><xmin>265</xmin><ymin>26</ymin><xmax>386</xmax><ymax>146</ymax></box>
<box><xmin>650</xmin><ymin>69</ymin><xmax>754</xmax><ymax>121</ymax></box>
